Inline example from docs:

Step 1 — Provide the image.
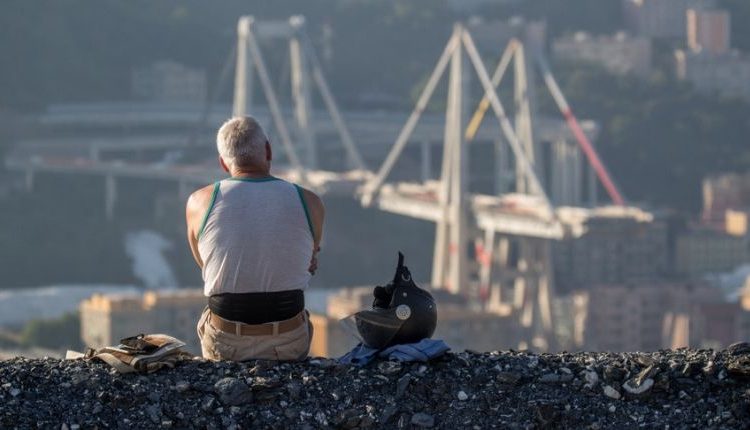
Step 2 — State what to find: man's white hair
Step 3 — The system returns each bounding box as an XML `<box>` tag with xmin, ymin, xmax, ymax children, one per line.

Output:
<box><xmin>216</xmin><ymin>116</ymin><xmax>268</xmax><ymax>168</ymax></box>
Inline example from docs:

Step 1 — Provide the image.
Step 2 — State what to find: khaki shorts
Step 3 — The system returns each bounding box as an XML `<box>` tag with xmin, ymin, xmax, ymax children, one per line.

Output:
<box><xmin>197</xmin><ymin>307</ymin><xmax>313</xmax><ymax>361</ymax></box>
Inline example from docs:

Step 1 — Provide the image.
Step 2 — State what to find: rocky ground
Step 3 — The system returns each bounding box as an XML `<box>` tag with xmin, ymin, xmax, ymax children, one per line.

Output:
<box><xmin>1</xmin><ymin>344</ymin><xmax>750</xmax><ymax>429</ymax></box>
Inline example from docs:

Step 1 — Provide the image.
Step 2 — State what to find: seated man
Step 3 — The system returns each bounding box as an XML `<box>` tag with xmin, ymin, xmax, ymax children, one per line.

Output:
<box><xmin>186</xmin><ymin>116</ymin><xmax>324</xmax><ymax>361</ymax></box>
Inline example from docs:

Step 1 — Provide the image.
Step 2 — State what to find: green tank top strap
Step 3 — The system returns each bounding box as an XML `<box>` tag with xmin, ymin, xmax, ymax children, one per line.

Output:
<box><xmin>197</xmin><ymin>182</ymin><xmax>220</xmax><ymax>240</ymax></box>
<box><xmin>293</xmin><ymin>184</ymin><xmax>315</xmax><ymax>240</ymax></box>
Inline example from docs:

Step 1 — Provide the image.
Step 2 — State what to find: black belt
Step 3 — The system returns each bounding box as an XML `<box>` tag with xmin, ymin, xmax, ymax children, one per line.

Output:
<box><xmin>208</xmin><ymin>289</ymin><xmax>304</xmax><ymax>324</ymax></box>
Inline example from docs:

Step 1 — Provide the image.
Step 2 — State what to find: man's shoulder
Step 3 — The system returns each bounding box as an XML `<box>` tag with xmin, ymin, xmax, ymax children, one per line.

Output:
<box><xmin>299</xmin><ymin>186</ymin><xmax>324</xmax><ymax>211</ymax></box>
<box><xmin>187</xmin><ymin>183</ymin><xmax>218</xmax><ymax>216</ymax></box>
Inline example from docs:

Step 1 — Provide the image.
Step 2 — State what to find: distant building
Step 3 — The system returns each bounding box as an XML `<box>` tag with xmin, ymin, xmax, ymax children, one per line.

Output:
<box><xmin>674</xmin><ymin>229</ymin><xmax>748</xmax><ymax>277</ymax></box>
<box><xmin>447</xmin><ymin>0</ymin><xmax>520</xmax><ymax>13</ymax></box>
<box><xmin>687</xmin><ymin>8</ymin><xmax>730</xmax><ymax>54</ymax></box>
<box><xmin>564</xmin><ymin>281</ymin><xmax>720</xmax><ymax>352</ymax></box>
<box><xmin>554</xmin><ymin>207</ymin><xmax>669</xmax><ymax>292</ymax></box>
<box><xmin>131</xmin><ymin>61</ymin><xmax>207</xmax><ymax>103</ymax></box>
<box><xmin>701</xmin><ymin>173</ymin><xmax>750</xmax><ymax>229</ymax></box>
<box><xmin>80</xmin><ymin>289</ymin><xmax>206</xmax><ymax>354</ymax></box>
<box><xmin>674</xmin><ymin>7</ymin><xmax>746</xmax><ymax>100</ymax></box>
<box><xmin>733</xmin><ymin>278</ymin><xmax>750</xmax><ymax>345</ymax></box>
<box><xmin>725</xmin><ymin>209</ymin><xmax>750</xmax><ymax>237</ymax></box>
<box><xmin>674</xmin><ymin>49</ymin><xmax>750</xmax><ymax>101</ymax></box>
<box><xmin>465</xmin><ymin>16</ymin><xmax>546</xmax><ymax>56</ymax></box>
<box><xmin>693</xmin><ymin>301</ymin><xmax>744</xmax><ymax>349</ymax></box>
<box><xmin>556</xmin><ymin>282</ymin><xmax>750</xmax><ymax>351</ymax></box>
<box><xmin>623</xmin><ymin>0</ymin><xmax>715</xmax><ymax>40</ymax></box>
<box><xmin>690</xmin><ymin>277</ymin><xmax>750</xmax><ymax>348</ymax></box>
<box><xmin>552</xmin><ymin>31</ymin><xmax>652</xmax><ymax>77</ymax></box>
<box><xmin>308</xmin><ymin>313</ymin><xmax>353</xmax><ymax>358</ymax></box>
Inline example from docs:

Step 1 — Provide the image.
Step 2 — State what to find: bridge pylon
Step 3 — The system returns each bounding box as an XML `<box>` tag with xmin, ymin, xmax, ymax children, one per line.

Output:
<box><xmin>360</xmin><ymin>22</ymin><xmax>627</xmax><ymax>351</ymax></box>
<box><xmin>231</xmin><ymin>15</ymin><xmax>367</xmax><ymax>184</ymax></box>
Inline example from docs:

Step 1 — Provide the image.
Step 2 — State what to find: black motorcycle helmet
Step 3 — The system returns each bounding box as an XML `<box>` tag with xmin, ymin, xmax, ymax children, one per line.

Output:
<box><xmin>352</xmin><ymin>252</ymin><xmax>437</xmax><ymax>349</ymax></box>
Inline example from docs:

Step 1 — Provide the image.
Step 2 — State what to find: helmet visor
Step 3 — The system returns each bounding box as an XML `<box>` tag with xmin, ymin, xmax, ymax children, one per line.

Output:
<box><xmin>340</xmin><ymin>307</ymin><xmax>406</xmax><ymax>350</ymax></box>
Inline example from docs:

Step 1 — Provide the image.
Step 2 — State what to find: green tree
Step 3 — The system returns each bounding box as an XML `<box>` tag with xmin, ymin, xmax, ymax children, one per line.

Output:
<box><xmin>550</xmin><ymin>62</ymin><xmax>750</xmax><ymax>211</ymax></box>
<box><xmin>719</xmin><ymin>0</ymin><xmax>750</xmax><ymax>51</ymax></box>
<box><xmin>20</xmin><ymin>312</ymin><xmax>82</xmax><ymax>350</ymax></box>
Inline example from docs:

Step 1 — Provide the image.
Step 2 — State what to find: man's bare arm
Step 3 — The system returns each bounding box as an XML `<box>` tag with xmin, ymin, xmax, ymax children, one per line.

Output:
<box><xmin>301</xmin><ymin>188</ymin><xmax>325</xmax><ymax>274</ymax></box>
<box><xmin>185</xmin><ymin>184</ymin><xmax>215</xmax><ymax>269</ymax></box>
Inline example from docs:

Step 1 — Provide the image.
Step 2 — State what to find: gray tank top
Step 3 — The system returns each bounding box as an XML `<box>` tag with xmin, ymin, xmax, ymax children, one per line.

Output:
<box><xmin>197</xmin><ymin>177</ymin><xmax>314</xmax><ymax>296</ymax></box>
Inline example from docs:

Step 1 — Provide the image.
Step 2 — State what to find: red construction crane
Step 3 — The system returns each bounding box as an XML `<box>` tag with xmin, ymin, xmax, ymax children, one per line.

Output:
<box><xmin>537</xmin><ymin>55</ymin><xmax>625</xmax><ymax>206</ymax></box>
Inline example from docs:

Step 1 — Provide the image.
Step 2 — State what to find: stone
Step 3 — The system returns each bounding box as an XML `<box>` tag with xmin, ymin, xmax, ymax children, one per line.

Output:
<box><xmin>540</xmin><ymin>373</ymin><xmax>560</xmax><ymax>383</ymax></box>
<box><xmin>286</xmin><ymin>381</ymin><xmax>302</xmax><ymax>400</ymax></box>
<box><xmin>411</xmin><ymin>413</ymin><xmax>435</xmax><ymax>428</ymax></box>
<box><xmin>535</xmin><ymin>404</ymin><xmax>557</xmax><ymax>425</ymax></box>
<box><xmin>496</xmin><ymin>371</ymin><xmax>522</xmax><ymax>386</ymax></box>
<box><xmin>457</xmin><ymin>390</ymin><xmax>469</xmax><ymax>401</ymax></box>
<box><xmin>396</xmin><ymin>374</ymin><xmax>410</xmax><ymax>399</ymax></box>
<box><xmin>380</xmin><ymin>404</ymin><xmax>399</xmax><ymax>424</ymax></box>
<box><xmin>728</xmin><ymin>342</ymin><xmax>750</xmax><ymax>356</ymax></box>
<box><xmin>583</xmin><ymin>370</ymin><xmax>599</xmax><ymax>388</ymax></box>
<box><xmin>603</xmin><ymin>366</ymin><xmax>626</xmax><ymax>382</ymax></box>
<box><xmin>603</xmin><ymin>385</ymin><xmax>621</xmax><ymax>400</ymax></box>
<box><xmin>0</xmin><ymin>348</ymin><xmax>747</xmax><ymax>428</ymax></box>
<box><xmin>622</xmin><ymin>377</ymin><xmax>654</xmax><ymax>396</ymax></box>
<box><xmin>378</xmin><ymin>361</ymin><xmax>402</xmax><ymax>376</ymax></box>
<box><xmin>334</xmin><ymin>408</ymin><xmax>361</xmax><ymax>429</ymax></box>
<box><xmin>311</xmin><ymin>358</ymin><xmax>337</xmax><ymax>369</ymax></box>
<box><xmin>146</xmin><ymin>404</ymin><xmax>162</xmax><ymax>424</ymax></box>
<box><xmin>175</xmin><ymin>380</ymin><xmax>190</xmax><ymax>393</ymax></box>
<box><xmin>214</xmin><ymin>378</ymin><xmax>253</xmax><ymax>406</ymax></box>
<box><xmin>527</xmin><ymin>356</ymin><xmax>539</xmax><ymax>369</ymax></box>
<box><xmin>201</xmin><ymin>396</ymin><xmax>217</xmax><ymax>412</ymax></box>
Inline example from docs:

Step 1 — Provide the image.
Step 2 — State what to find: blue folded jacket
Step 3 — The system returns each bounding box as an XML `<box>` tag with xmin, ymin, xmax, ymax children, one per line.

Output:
<box><xmin>338</xmin><ymin>339</ymin><xmax>450</xmax><ymax>366</ymax></box>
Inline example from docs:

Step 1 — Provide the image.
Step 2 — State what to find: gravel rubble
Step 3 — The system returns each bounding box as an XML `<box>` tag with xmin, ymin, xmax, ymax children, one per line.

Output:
<box><xmin>1</xmin><ymin>344</ymin><xmax>750</xmax><ymax>429</ymax></box>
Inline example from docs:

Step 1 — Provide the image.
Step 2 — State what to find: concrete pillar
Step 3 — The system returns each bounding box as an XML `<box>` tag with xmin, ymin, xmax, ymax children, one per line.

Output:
<box><xmin>550</xmin><ymin>140</ymin><xmax>561</xmax><ymax>205</ymax></box>
<box><xmin>290</xmin><ymin>17</ymin><xmax>317</xmax><ymax>170</ymax></box>
<box><xmin>588</xmin><ymin>160</ymin><xmax>598</xmax><ymax>207</ymax></box>
<box><xmin>571</xmin><ymin>142</ymin><xmax>582</xmax><ymax>206</ymax></box>
<box><xmin>519</xmin><ymin>240</ymin><xmax>538</xmax><ymax>336</ymax></box>
<box><xmin>105</xmin><ymin>175</ymin><xmax>117</xmax><ymax>221</ymax></box>
<box><xmin>233</xmin><ymin>16</ymin><xmax>253</xmax><ymax>117</ymax></box>
<box><xmin>494</xmin><ymin>138</ymin><xmax>507</xmax><ymax>195</ymax></box>
<box><xmin>514</xmin><ymin>239</ymin><xmax>529</xmax><ymax>311</ymax></box>
<box><xmin>513</xmin><ymin>44</ymin><xmax>537</xmax><ymax>193</ymax></box>
<box><xmin>431</xmin><ymin>136</ymin><xmax>452</xmax><ymax>288</ymax></box>
<box><xmin>537</xmin><ymin>240</ymin><xmax>554</xmax><ymax>335</ymax></box>
<box><xmin>447</xmin><ymin>25</ymin><xmax>469</xmax><ymax>296</ymax></box>
<box><xmin>479</xmin><ymin>228</ymin><xmax>495</xmax><ymax>303</ymax></box>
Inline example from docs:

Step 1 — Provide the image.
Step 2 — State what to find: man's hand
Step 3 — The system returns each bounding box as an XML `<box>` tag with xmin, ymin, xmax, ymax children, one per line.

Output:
<box><xmin>308</xmin><ymin>246</ymin><xmax>321</xmax><ymax>275</ymax></box>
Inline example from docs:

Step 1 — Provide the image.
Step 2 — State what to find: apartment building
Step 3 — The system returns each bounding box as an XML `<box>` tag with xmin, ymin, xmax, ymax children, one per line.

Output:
<box><xmin>80</xmin><ymin>289</ymin><xmax>206</xmax><ymax>354</ymax></box>
<box><xmin>553</xmin><ymin>32</ymin><xmax>652</xmax><ymax>77</ymax></box>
